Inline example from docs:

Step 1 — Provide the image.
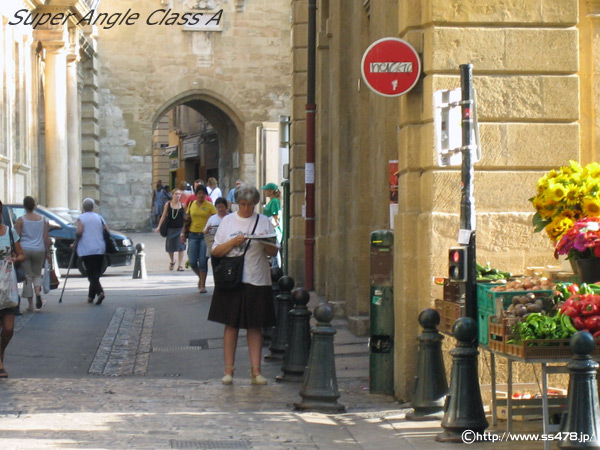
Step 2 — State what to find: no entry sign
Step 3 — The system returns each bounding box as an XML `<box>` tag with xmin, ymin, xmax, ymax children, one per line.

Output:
<box><xmin>361</xmin><ymin>37</ymin><xmax>421</xmax><ymax>97</ymax></box>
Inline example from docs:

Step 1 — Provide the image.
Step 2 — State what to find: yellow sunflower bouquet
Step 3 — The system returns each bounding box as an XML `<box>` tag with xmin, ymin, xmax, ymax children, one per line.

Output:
<box><xmin>530</xmin><ymin>160</ymin><xmax>600</xmax><ymax>243</ymax></box>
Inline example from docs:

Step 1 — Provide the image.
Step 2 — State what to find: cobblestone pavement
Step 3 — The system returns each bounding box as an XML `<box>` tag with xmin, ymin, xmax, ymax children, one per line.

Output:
<box><xmin>0</xmin><ymin>233</ymin><xmax>561</xmax><ymax>449</ymax></box>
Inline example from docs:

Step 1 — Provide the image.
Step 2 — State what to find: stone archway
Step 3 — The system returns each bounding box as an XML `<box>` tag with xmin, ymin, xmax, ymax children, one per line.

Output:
<box><xmin>151</xmin><ymin>91</ymin><xmax>244</xmax><ymax>204</ymax></box>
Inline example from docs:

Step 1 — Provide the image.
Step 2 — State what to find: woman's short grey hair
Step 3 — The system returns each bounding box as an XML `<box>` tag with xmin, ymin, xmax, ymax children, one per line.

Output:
<box><xmin>234</xmin><ymin>183</ymin><xmax>260</xmax><ymax>205</ymax></box>
<box><xmin>82</xmin><ymin>198</ymin><xmax>95</xmax><ymax>212</ymax></box>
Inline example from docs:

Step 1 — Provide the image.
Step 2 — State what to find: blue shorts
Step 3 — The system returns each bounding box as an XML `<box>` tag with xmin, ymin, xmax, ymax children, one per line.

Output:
<box><xmin>188</xmin><ymin>232</ymin><xmax>208</xmax><ymax>272</ymax></box>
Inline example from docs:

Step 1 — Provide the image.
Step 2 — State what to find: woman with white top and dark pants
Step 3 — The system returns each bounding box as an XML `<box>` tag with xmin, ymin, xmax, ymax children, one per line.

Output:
<box><xmin>15</xmin><ymin>196</ymin><xmax>49</xmax><ymax>312</ymax></box>
<box><xmin>76</xmin><ymin>198</ymin><xmax>107</xmax><ymax>305</ymax></box>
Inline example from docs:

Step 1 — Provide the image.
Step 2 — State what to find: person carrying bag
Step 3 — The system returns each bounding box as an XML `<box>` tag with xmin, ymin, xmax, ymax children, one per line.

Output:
<box><xmin>212</xmin><ymin>215</ymin><xmax>258</xmax><ymax>290</ymax></box>
<box><xmin>207</xmin><ymin>184</ymin><xmax>279</xmax><ymax>386</ymax></box>
<box><xmin>0</xmin><ymin>199</ymin><xmax>25</xmax><ymax>377</ymax></box>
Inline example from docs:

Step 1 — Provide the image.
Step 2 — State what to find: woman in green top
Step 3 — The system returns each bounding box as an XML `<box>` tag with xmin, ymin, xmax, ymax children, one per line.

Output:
<box><xmin>261</xmin><ymin>183</ymin><xmax>282</xmax><ymax>266</ymax></box>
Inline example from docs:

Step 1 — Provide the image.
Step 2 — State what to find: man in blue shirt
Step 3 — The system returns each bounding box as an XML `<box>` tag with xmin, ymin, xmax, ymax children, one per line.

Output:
<box><xmin>226</xmin><ymin>179</ymin><xmax>242</xmax><ymax>211</ymax></box>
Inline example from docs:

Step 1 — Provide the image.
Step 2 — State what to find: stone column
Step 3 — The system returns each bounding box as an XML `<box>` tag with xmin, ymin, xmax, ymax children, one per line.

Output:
<box><xmin>36</xmin><ymin>27</ymin><xmax>69</xmax><ymax>219</ymax></box>
<box><xmin>67</xmin><ymin>32</ymin><xmax>82</xmax><ymax>218</ymax></box>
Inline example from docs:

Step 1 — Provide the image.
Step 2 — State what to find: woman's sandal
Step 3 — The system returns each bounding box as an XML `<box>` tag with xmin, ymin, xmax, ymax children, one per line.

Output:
<box><xmin>250</xmin><ymin>366</ymin><xmax>267</xmax><ymax>385</ymax></box>
<box><xmin>0</xmin><ymin>368</ymin><xmax>8</xmax><ymax>378</ymax></box>
<box><xmin>169</xmin><ymin>262</ymin><xmax>175</xmax><ymax>271</ymax></box>
<box><xmin>177</xmin><ymin>266</ymin><xmax>184</xmax><ymax>271</ymax></box>
<box><xmin>221</xmin><ymin>365</ymin><xmax>235</xmax><ymax>385</ymax></box>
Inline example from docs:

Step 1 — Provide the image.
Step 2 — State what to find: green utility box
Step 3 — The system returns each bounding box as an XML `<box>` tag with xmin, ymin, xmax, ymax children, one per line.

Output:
<box><xmin>369</xmin><ymin>230</ymin><xmax>394</xmax><ymax>395</ymax></box>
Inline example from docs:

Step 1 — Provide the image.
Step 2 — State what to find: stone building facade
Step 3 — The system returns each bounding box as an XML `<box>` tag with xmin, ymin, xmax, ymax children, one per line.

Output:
<box><xmin>0</xmin><ymin>0</ymin><xmax>99</xmax><ymax>216</ymax></box>
<box><xmin>94</xmin><ymin>0</ymin><xmax>292</xmax><ymax>229</ymax></box>
<box><xmin>288</xmin><ymin>0</ymin><xmax>590</xmax><ymax>399</ymax></box>
<box><xmin>1</xmin><ymin>0</ymin><xmax>291</xmax><ymax>229</ymax></box>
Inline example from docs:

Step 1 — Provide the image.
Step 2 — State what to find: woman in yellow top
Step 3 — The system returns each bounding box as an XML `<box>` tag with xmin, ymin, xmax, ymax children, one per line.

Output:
<box><xmin>181</xmin><ymin>184</ymin><xmax>216</xmax><ymax>293</ymax></box>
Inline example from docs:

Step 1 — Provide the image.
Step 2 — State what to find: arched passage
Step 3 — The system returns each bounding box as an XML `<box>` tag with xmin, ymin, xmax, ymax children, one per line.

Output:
<box><xmin>151</xmin><ymin>92</ymin><xmax>244</xmax><ymax>198</ymax></box>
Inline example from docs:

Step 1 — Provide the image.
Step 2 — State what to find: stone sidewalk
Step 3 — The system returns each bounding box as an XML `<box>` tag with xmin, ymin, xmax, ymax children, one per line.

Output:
<box><xmin>0</xmin><ymin>232</ymin><xmax>562</xmax><ymax>449</ymax></box>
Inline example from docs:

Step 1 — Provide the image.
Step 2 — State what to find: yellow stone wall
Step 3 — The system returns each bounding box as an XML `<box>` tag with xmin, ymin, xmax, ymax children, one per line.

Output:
<box><xmin>290</xmin><ymin>0</ymin><xmax>590</xmax><ymax>400</ymax></box>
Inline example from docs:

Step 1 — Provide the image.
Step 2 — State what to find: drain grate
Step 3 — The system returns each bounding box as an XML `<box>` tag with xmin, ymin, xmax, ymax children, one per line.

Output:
<box><xmin>169</xmin><ymin>440</ymin><xmax>251</xmax><ymax>449</ymax></box>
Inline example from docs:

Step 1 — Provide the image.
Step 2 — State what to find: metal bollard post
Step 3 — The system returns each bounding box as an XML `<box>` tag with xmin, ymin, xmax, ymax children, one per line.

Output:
<box><xmin>294</xmin><ymin>302</ymin><xmax>345</xmax><ymax>413</ymax></box>
<box><xmin>558</xmin><ymin>331</ymin><xmax>600</xmax><ymax>449</ymax></box>
<box><xmin>265</xmin><ymin>275</ymin><xmax>294</xmax><ymax>361</ymax></box>
<box><xmin>49</xmin><ymin>238</ymin><xmax>61</xmax><ymax>280</ymax></box>
<box><xmin>276</xmin><ymin>287</ymin><xmax>312</xmax><ymax>382</ymax></box>
<box><xmin>132</xmin><ymin>243</ymin><xmax>147</xmax><ymax>280</ymax></box>
<box><xmin>263</xmin><ymin>267</ymin><xmax>284</xmax><ymax>347</ymax></box>
<box><xmin>436</xmin><ymin>317</ymin><xmax>488</xmax><ymax>442</ymax></box>
<box><xmin>406</xmin><ymin>308</ymin><xmax>448</xmax><ymax>421</ymax></box>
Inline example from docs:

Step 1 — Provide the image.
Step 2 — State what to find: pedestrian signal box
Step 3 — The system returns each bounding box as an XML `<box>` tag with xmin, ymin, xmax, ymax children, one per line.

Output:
<box><xmin>448</xmin><ymin>246</ymin><xmax>467</xmax><ymax>282</ymax></box>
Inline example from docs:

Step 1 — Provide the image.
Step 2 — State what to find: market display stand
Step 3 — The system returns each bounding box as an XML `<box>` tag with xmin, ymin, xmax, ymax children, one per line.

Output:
<box><xmin>482</xmin><ymin>345</ymin><xmax>575</xmax><ymax>450</ymax></box>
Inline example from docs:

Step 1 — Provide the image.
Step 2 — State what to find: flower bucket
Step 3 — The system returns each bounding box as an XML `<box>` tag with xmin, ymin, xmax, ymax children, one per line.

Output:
<box><xmin>575</xmin><ymin>258</ymin><xmax>600</xmax><ymax>284</ymax></box>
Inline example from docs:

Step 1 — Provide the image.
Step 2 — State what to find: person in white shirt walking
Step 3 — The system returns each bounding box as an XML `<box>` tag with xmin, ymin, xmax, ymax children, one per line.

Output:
<box><xmin>15</xmin><ymin>196</ymin><xmax>49</xmax><ymax>312</ymax></box>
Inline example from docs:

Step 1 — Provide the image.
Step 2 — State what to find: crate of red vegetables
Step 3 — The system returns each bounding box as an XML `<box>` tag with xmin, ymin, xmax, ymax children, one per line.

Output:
<box><xmin>559</xmin><ymin>292</ymin><xmax>600</xmax><ymax>340</ymax></box>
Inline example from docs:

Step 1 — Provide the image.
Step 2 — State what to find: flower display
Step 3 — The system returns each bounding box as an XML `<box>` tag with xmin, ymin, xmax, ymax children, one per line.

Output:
<box><xmin>554</xmin><ymin>217</ymin><xmax>600</xmax><ymax>260</ymax></box>
<box><xmin>530</xmin><ymin>160</ymin><xmax>600</xmax><ymax>242</ymax></box>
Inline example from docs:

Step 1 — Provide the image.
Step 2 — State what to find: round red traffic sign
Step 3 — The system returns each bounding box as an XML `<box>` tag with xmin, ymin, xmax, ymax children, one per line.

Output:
<box><xmin>361</xmin><ymin>37</ymin><xmax>421</xmax><ymax>97</ymax></box>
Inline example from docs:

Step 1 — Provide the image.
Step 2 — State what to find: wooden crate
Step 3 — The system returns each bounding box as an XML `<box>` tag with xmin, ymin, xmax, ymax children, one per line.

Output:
<box><xmin>488</xmin><ymin>316</ymin><xmax>518</xmax><ymax>353</ymax></box>
<box><xmin>504</xmin><ymin>339</ymin><xmax>600</xmax><ymax>359</ymax></box>
<box><xmin>443</xmin><ymin>279</ymin><xmax>460</xmax><ymax>303</ymax></box>
<box><xmin>434</xmin><ymin>298</ymin><xmax>462</xmax><ymax>335</ymax></box>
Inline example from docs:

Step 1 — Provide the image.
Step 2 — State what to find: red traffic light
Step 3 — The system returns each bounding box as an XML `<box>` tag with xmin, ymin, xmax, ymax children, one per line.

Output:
<box><xmin>448</xmin><ymin>246</ymin><xmax>467</xmax><ymax>282</ymax></box>
<box><xmin>450</xmin><ymin>250</ymin><xmax>461</xmax><ymax>263</ymax></box>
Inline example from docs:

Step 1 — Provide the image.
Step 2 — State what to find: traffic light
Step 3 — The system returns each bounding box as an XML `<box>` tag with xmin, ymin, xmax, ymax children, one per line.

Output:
<box><xmin>448</xmin><ymin>246</ymin><xmax>468</xmax><ymax>282</ymax></box>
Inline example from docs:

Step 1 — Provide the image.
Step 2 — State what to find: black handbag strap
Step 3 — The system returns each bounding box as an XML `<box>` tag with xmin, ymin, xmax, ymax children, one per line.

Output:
<box><xmin>243</xmin><ymin>215</ymin><xmax>260</xmax><ymax>256</ymax></box>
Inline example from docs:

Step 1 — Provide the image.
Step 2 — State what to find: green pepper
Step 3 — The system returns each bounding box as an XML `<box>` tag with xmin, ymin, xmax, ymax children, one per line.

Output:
<box><xmin>580</xmin><ymin>283</ymin><xmax>593</xmax><ymax>295</ymax></box>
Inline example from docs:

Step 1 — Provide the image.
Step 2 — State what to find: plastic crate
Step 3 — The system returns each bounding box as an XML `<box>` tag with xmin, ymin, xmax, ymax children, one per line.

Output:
<box><xmin>478</xmin><ymin>289</ymin><xmax>553</xmax><ymax>316</ymax></box>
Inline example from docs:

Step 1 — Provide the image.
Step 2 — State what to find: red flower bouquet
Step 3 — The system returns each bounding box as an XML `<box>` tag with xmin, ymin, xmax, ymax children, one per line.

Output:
<box><xmin>554</xmin><ymin>217</ymin><xmax>600</xmax><ymax>260</ymax></box>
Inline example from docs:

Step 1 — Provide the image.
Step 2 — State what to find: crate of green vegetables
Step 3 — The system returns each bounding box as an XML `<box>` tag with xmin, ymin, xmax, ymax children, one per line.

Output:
<box><xmin>504</xmin><ymin>311</ymin><xmax>600</xmax><ymax>359</ymax></box>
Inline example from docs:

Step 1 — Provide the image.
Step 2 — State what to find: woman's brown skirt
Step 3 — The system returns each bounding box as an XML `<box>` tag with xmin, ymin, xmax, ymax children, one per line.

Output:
<box><xmin>208</xmin><ymin>283</ymin><xmax>276</xmax><ymax>329</ymax></box>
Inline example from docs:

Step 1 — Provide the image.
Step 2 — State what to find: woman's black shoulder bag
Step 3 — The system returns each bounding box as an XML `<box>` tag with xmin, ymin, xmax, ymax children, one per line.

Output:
<box><xmin>101</xmin><ymin>218</ymin><xmax>118</xmax><ymax>254</ymax></box>
<box><xmin>213</xmin><ymin>215</ymin><xmax>259</xmax><ymax>291</ymax></box>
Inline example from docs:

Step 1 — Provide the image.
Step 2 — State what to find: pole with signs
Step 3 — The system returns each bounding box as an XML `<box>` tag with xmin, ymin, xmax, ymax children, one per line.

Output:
<box><xmin>459</xmin><ymin>64</ymin><xmax>477</xmax><ymax>324</ymax></box>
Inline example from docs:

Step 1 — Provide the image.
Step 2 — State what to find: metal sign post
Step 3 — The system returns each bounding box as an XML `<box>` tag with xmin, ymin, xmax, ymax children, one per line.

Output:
<box><xmin>459</xmin><ymin>64</ymin><xmax>477</xmax><ymax>323</ymax></box>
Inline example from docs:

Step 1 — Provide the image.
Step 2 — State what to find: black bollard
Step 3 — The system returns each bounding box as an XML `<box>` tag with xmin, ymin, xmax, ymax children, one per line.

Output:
<box><xmin>263</xmin><ymin>267</ymin><xmax>284</xmax><ymax>347</ymax></box>
<box><xmin>265</xmin><ymin>275</ymin><xmax>294</xmax><ymax>361</ymax></box>
<box><xmin>436</xmin><ymin>317</ymin><xmax>488</xmax><ymax>442</ymax></box>
<box><xmin>558</xmin><ymin>331</ymin><xmax>600</xmax><ymax>449</ymax></box>
<box><xmin>294</xmin><ymin>302</ymin><xmax>345</xmax><ymax>413</ymax></box>
<box><xmin>406</xmin><ymin>308</ymin><xmax>448</xmax><ymax>421</ymax></box>
<box><xmin>132</xmin><ymin>243</ymin><xmax>147</xmax><ymax>279</ymax></box>
<box><xmin>276</xmin><ymin>287</ymin><xmax>312</xmax><ymax>382</ymax></box>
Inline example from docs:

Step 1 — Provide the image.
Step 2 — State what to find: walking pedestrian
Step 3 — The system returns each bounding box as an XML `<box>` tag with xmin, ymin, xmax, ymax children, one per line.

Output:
<box><xmin>207</xmin><ymin>177</ymin><xmax>222</xmax><ymax>202</ymax></box>
<box><xmin>207</xmin><ymin>184</ymin><xmax>278</xmax><ymax>385</ymax></box>
<box><xmin>154</xmin><ymin>189</ymin><xmax>186</xmax><ymax>271</ymax></box>
<box><xmin>203</xmin><ymin>197</ymin><xmax>229</xmax><ymax>261</ymax></box>
<box><xmin>15</xmin><ymin>196</ymin><xmax>50</xmax><ymax>312</ymax></box>
<box><xmin>261</xmin><ymin>182</ymin><xmax>282</xmax><ymax>267</ymax></box>
<box><xmin>0</xmin><ymin>200</ymin><xmax>24</xmax><ymax>378</ymax></box>
<box><xmin>226</xmin><ymin>179</ymin><xmax>242</xmax><ymax>212</ymax></box>
<box><xmin>184</xmin><ymin>179</ymin><xmax>212</xmax><ymax>206</ymax></box>
<box><xmin>152</xmin><ymin>182</ymin><xmax>168</xmax><ymax>227</ymax></box>
<box><xmin>76</xmin><ymin>198</ymin><xmax>107</xmax><ymax>305</ymax></box>
<box><xmin>181</xmin><ymin>184</ymin><xmax>216</xmax><ymax>293</ymax></box>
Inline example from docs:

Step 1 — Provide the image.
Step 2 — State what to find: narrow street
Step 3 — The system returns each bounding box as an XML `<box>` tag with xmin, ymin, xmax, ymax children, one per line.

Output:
<box><xmin>0</xmin><ymin>232</ymin><xmax>555</xmax><ymax>449</ymax></box>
